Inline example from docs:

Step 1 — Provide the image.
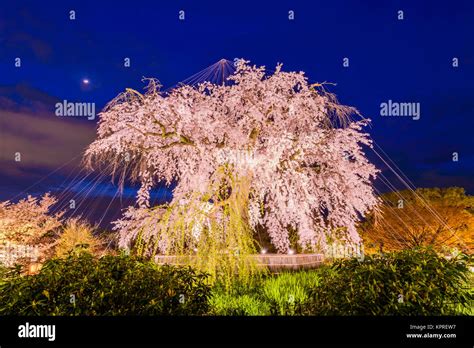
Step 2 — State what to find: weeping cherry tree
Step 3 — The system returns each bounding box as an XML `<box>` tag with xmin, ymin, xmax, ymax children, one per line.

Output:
<box><xmin>84</xmin><ymin>59</ymin><xmax>379</xmax><ymax>282</ymax></box>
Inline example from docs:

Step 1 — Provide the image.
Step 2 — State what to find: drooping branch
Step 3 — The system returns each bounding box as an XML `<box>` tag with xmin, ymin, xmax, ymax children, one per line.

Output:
<box><xmin>125</xmin><ymin>122</ymin><xmax>195</xmax><ymax>148</ymax></box>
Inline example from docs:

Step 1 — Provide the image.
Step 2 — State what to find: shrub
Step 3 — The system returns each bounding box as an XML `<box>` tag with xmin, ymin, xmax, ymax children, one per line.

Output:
<box><xmin>55</xmin><ymin>218</ymin><xmax>102</xmax><ymax>257</ymax></box>
<box><xmin>0</xmin><ymin>264</ymin><xmax>8</xmax><ymax>284</ymax></box>
<box><xmin>304</xmin><ymin>248</ymin><xmax>473</xmax><ymax>315</ymax></box>
<box><xmin>0</xmin><ymin>253</ymin><xmax>211</xmax><ymax>315</ymax></box>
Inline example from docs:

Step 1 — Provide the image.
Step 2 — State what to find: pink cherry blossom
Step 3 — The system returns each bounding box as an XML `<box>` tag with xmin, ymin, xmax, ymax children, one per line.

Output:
<box><xmin>85</xmin><ymin>60</ymin><xmax>379</xmax><ymax>254</ymax></box>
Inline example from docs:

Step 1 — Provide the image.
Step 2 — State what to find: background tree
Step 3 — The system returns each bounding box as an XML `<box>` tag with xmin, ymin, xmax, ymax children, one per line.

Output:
<box><xmin>0</xmin><ymin>193</ymin><xmax>64</xmax><ymax>265</ymax></box>
<box><xmin>359</xmin><ymin>187</ymin><xmax>474</xmax><ymax>254</ymax></box>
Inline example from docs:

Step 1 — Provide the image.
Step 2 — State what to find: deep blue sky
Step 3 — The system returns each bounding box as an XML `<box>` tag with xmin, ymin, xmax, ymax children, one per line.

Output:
<box><xmin>0</xmin><ymin>0</ymin><xmax>473</xmax><ymax>225</ymax></box>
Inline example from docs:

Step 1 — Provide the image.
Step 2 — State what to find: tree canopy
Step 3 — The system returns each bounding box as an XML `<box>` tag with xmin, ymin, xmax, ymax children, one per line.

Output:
<box><xmin>359</xmin><ymin>187</ymin><xmax>474</xmax><ymax>254</ymax></box>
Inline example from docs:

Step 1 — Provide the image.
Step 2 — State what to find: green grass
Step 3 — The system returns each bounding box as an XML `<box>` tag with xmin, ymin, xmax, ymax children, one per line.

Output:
<box><xmin>209</xmin><ymin>267</ymin><xmax>334</xmax><ymax>315</ymax></box>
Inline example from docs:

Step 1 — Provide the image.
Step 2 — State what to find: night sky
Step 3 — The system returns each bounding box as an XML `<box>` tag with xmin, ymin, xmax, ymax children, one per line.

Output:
<box><xmin>1</xmin><ymin>0</ymin><xmax>473</xmax><ymax>227</ymax></box>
